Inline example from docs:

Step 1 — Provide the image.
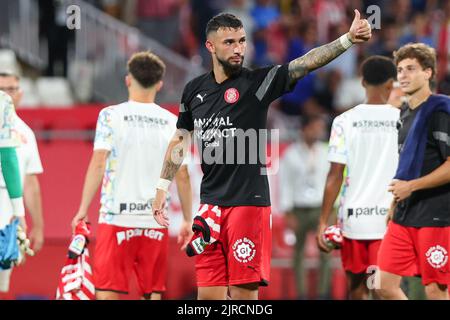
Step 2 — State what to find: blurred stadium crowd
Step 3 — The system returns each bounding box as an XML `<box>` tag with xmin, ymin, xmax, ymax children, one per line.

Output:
<box><xmin>0</xmin><ymin>0</ymin><xmax>447</xmax><ymax>137</ymax></box>
<box><xmin>55</xmin><ymin>0</ymin><xmax>450</xmax><ymax>107</ymax></box>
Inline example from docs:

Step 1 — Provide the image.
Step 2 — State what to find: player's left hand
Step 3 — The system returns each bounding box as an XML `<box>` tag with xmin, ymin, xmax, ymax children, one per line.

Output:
<box><xmin>348</xmin><ymin>9</ymin><xmax>372</xmax><ymax>43</ymax></box>
<box><xmin>178</xmin><ymin>219</ymin><xmax>193</xmax><ymax>251</ymax></box>
<box><xmin>388</xmin><ymin>179</ymin><xmax>413</xmax><ymax>202</ymax></box>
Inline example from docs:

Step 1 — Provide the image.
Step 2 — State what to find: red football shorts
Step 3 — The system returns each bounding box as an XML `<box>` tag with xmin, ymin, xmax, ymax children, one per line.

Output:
<box><xmin>195</xmin><ymin>205</ymin><xmax>272</xmax><ymax>287</ymax></box>
<box><xmin>94</xmin><ymin>223</ymin><xmax>169</xmax><ymax>296</ymax></box>
<box><xmin>378</xmin><ymin>221</ymin><xmax>450</xmax><ymax>285</ymax></box>
<box><xmin>341</xmin><ymin>237</ymin><xmax>382</xmax><ymax>274</ymax></box>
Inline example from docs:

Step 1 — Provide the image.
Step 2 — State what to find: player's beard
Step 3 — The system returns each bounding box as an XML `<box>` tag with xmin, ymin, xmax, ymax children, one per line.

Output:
<box><xmin>217</xmin><ymin>55</ymin><xmax>244</xmax><ymax>77</ymax></box>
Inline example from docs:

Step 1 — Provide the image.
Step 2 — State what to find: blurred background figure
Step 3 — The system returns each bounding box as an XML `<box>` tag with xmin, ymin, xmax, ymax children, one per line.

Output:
<box><xmin>279</xmin><ymin>114</ymin><xmax>331</xmax><ymax>299</ymax></box>
<box><xmin>39</xmin><ymin>0</ymin><xmax>75</xmax><ymax>77</ymax></box>
<box><xmin>135</xmin><ymin>0</ymin><xmax>182</xmax><ymax>50</ymax></box>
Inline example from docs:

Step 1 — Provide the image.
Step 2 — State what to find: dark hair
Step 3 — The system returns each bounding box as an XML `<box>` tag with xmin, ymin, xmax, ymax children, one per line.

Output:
<box><xmin>0</xmin><ymin>71</ymin><xmax>19</xmax><ymax>80</ymax></box>
<box><xmin>361</xmin><ymin>56</ymin><xmax>397</xmax><ymax>85</ymax></box>
<box><xmin>127</xmin><ymin>51</ymin><xmax>165</xmax><ymax>88</ymax></box>
<box><xmin>393</xmin><ymin>43</ymin><xmax>436</xmax><ymax>80</ymax></box>
<box><xmin>300</xmin><ymin>114</ymin><xmax>325</xmax><ymax>129</ymax></box>
<box><xmin>205</xmin><ymin>13</ymin><xmax>243</xmax><ymax>38</ymax></box>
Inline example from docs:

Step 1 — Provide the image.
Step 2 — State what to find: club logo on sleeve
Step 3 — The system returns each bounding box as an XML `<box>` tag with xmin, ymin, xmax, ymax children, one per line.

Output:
<box><xmin>232</xmin><ymin>237</ymin><xmax>256</xmax><ymax>263</ymax></box>
<box><xmin>224</xmin><ymin>88</ymin><xmax>239</xmax><ymax>104</ymax></box>
<box><xmin>426</xmin><ymin>245</ymin><xmax>448</xmax><ymax>269</ymax></box>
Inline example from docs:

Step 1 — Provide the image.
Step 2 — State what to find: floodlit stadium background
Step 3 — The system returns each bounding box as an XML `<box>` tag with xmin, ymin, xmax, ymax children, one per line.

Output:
<box><xmin>0</xmin><ymin>0</ymin><xmax>449</xmax><ymax>299</ymax></box>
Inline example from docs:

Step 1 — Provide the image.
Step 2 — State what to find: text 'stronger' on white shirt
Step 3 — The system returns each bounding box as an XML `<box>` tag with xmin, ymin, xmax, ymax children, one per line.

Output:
<box><xmin>94</xmin><ymin>101</ymin><xmax>182</xmax><ymax>229</ymax></box>
<box><xmin>328</xmin><ymin>104</ymin><xmax>400</xmax><ymax>240</ymax></box>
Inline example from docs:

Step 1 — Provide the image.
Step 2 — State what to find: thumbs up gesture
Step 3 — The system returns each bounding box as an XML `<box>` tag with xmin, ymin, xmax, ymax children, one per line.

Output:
<box><xmin>348</xmin><ymin>9</ymin><xmax>372</xmax><ymax>43</ymax></box>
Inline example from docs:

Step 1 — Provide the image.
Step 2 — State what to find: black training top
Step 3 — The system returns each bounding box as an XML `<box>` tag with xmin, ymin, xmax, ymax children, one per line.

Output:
<box><xmin>177</xmin><ymin>64</ymin><xmax>295</xmax><ymax>206</ymax></box>
<box><xmin>393</xmin><ymin>100</ymin><xmax>450</xmax><ymax>227</ymax></box>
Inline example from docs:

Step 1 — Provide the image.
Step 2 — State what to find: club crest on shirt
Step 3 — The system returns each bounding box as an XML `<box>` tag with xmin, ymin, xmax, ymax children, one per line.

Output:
<box><xmin>426</xmin><ymin>245</ymin><xmax>448</xmax><ymax>269</ymax></box>
<box><xmin>224</xmin><ymin>88</ymin><xmax>239</xmax><ymax>104</ymax></box>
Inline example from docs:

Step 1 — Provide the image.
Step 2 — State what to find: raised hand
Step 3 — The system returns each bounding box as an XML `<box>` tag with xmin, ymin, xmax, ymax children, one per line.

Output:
<box><xmin>348</xmin><ymin>9</ymin><xmax>372</xmax><ymax>43</ymax></box>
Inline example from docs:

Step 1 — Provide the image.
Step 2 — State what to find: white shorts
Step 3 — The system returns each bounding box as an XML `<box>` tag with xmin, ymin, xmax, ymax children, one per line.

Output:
<box><xmin>0</xmin><ymin>268</ymin><xmax>12</xmax><ymax>292</ymax></box>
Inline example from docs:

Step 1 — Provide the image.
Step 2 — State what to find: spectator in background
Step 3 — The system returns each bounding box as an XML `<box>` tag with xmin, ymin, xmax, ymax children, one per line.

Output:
<box><xmin>100</xmin><ymin>0</ymin><xmax>121</xmax><ymax>19</ymax></box>
<box><xmin>438</xmin><ymin>73</ymin><xmax>450</xmax><ymax>94</ymax></box>
<box><xmin>389</xmin><ymin>0</ymin><xmax>412</xmax><ymax>27</ymax></box>
<box><xmin>333</xmin><ymin>55</ymin><xmax>366</xmax><ymax>113</ymax></box>
<box><xmin>121</xmin><ymin>0</ymin><xmax>138</xmax><ymax>26</ymax></box>
<box><xmin>252</xmin><ymin>28</ymin><xmax>274</xmax><ymax>67</ymax></box>
<box><xmin>280</xmin><ymin>115</ymin><xmax>331</xmax><ymax>299</ymax></box>
<box><xmin>436</xmin><ymin>0</ymin><xmax>450</xmax><ymax>84</ymax></box>
<box><xmin>314</xmin><ymin>0</ymin><xmax>347</xmax><ymax>44</ymax></box>
<box><xmin>410</xmin><ymin>0</ymin><xmax>432</xmax><ymax>13</ymax></box>
<box><xmin>39</xmin><ymin>0</ymin><xmax>74</xmax><ymax>76</ymax></box>
<box><xmin>280</xmin><ymin>20</ymin><xmax>318</xmax><ymax>116</ymax></box>
<box><xmin>368</xmin><ymin>16</ymin><xmax>400</xmax><ymax>57</ymax></box>
<box><xmin>177</xmin><ymin>1</ymin><xmax>200</xmax><ymax>58</ymax></box>
<box><xmin>302</xmin><ymin>96</ymin><xmax>330</xmax><ymax>116</ymax></box>
<box><xmin>251</xmin><ymin>0</ymin><xmax>281</xmax><ymax>67</ymax></box>
<box><xmin>399</xmin><ymin>13</ymin><xmax>434</xmax><ymax>47</ymax></box>
<box><xmin>136</xmin><ymin>0</ymin><xmax>182</xmax><ymax>49</ymax></box>
<box><xmin>314</xmin><ymin>69</ymin><xmax>343</xmax><ymax>115</ymax></box>
<box><xmin>251</xmin><ymin>0</ymin><xmax>280</xmax><ymax>31</ymax></box>
<box><xmin>190</xmin><ymin>0</ymin><xmax>222</xmax><ymax>67</ymax></box>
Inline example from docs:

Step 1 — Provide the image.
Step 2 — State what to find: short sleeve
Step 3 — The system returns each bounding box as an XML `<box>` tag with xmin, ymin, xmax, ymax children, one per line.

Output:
<box><xmin>0</xmin><ymin>91</ymin><xmax>18</xmax><ymax>148</ymax></box>
<box><xmin>94</xmin><ymin>107</ymin><xmax>116</xmax><ymax>151</ymax></box>
<box><xmin>25</xmin><ymin>131</ymin><xmax>43</xmax><ymax>174</ymax></box>
<box><xmin>328</xmin><ymin>115</ymin><xmax>348</xmax><ymax>164</ymax></box>
<box><xmin>176</xmin><ymin>85</ymin><xmax>194</xmax><ymax>131</ymax></box>
<box><xmin>253</xmin><ymin>64</ymin><xmax>296</xmax><ymax>103</ymax></box>
<box><xmin>430</xmin><ymin>111</ymin><xmax>450</xmax><ymax>160</ymax></box>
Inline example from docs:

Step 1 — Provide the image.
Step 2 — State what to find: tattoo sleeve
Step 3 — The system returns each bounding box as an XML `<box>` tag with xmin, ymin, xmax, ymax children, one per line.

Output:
<box><xmin>160</xmin><ymin>129</ymin><xmax>190</xmax><ymax>181</ymax></box>
<box><xmin>288</xmin><ymin>37</ymin><xmax>347</xmax><ymax>83</ymax></box>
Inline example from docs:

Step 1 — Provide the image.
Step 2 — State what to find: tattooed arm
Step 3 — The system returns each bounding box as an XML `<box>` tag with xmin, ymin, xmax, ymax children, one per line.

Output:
<box><xmin>288</xmin><ymin>37</ymin><xmax>348</xmax><ymax>82</ymax></box>
<box><xmin>152</xmin><ymin>129</ymin><xmax>192</xmax><ymax>226</ymax></box>
<box><xmin>288</xmin><ymin>9</ymin><xmax>372</xmax><ymax>83</ymax></box>
<box><xmin>160</xmin><ymin>130</ymin><xmax>189</xmax><ymax>181</ymax></box>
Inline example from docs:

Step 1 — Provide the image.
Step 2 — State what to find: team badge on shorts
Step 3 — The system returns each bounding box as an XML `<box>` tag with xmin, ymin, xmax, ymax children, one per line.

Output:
<box><xmin>224</xmin><ymin>88</ymin><xmax>239</xmax><ymax>104</ymax></box>
<box><xmin>232</xmin><ymin>237</ymin><xmax>256</xmax><ymax>263</ymax></box>
<box><xmin>425</xmin><ymin>245</ymin><xmax>448</xmax><ymax>269</ymax></box>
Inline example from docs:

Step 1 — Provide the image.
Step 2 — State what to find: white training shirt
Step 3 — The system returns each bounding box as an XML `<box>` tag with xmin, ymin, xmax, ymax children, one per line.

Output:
<box><xmin>0</xmin><ymin>117</ymin><xmax>44</xmax><ymax>228</ymax></box>
<box><xmin>94</xmin><ymin>100</ymin><xmax>185</xmax><ymax>229</ymax></box>
<box><xmin>328</xmin><ymin>104</ymin><xmax>399</xmax><ymax>240</ymax></box>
